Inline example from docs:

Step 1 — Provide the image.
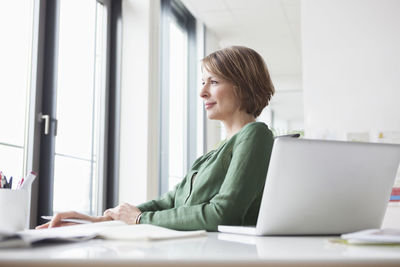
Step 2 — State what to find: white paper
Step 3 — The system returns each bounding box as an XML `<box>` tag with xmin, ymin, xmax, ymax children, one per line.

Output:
<box><xmin>18</xmin><ymin>220</ymin><xmax>125</xmax><ymax>243</ymax></box>
<box><xmin>100</xmin><ymin>224</ymin><xmax>206</xmax><ymax>241</ymax></box>
<box><xmin>341</xmin><ymin>228</ymin><xmax>400</xmax><ymax>244</ymax></box>
<box><xmin>1</xmin><ymin>221</ymin><xmax>206</xmax><ymax>247</ymax></box>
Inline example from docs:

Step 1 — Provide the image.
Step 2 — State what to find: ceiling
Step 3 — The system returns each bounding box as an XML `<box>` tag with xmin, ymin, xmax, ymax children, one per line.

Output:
<box><xmin>180</xmin><ymin>0</ymin><xmax>301</xmax><ymax>76</ymax></box>
<box><xmin>181</xmin><ymin>0</ymin><xmax>304</xmax><ymax>127</ymax></box>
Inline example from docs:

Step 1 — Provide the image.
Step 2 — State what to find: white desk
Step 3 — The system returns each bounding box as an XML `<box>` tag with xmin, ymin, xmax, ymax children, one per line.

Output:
<box><xmin>1</xmin><ymin>233</ymin><xmax>400</xmax><ymax>266</ymax></box>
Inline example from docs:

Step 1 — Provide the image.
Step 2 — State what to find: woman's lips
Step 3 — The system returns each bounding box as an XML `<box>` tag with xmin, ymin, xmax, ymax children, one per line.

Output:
<box><xmin>205</xmin><ymin>102</ymin><xmax>216</xmax><ymax>109</ymax></box>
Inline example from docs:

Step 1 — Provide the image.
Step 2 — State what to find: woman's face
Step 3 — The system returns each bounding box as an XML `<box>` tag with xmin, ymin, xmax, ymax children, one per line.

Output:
<box><xmin>200</xmin><ymin>68</ymin><xmax>241</xmax><ymax>121</ymax></box>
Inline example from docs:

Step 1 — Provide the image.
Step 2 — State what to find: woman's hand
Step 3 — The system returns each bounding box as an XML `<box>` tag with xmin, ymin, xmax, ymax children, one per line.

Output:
<box><xmin>103</xmin><ymin>203</ymin><xmax>141</xmax><ymax>224</ymax></box>
<box><xmin>35</xmin><ymin>211</ymin><xmax>111</xmax><ymax>229</ymax></box>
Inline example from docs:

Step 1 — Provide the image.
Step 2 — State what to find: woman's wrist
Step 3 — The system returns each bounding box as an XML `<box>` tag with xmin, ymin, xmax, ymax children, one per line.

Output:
<box><xmin>96</xmin><ymin>215</ymin><xmax>112</xmax><ymax>222</ymax></box>
<box><xmin>135</xmin><ymin>212</ymin><xmax>142</xmax><ymax>224</ymax></box>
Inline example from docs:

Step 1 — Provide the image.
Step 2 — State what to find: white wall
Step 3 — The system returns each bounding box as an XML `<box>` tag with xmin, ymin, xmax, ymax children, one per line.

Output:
<box><xmin>302</xmin><ymin>0</ymin><xmax>400</xmax><ymax>227</ymax></box>
<box><xmin>267</xmin><ymin>74</ymin><xmax>304</xmax><ymax>134</ymax></box>
<box><xmin>302</xmin><ymin>0</ymin><xmax>400</xmax><ymax>141</ymax></box>
<box><xmin>119</xmin><ymin>0</ymin><xmax>160</xmax><ymax>205</ymax></box>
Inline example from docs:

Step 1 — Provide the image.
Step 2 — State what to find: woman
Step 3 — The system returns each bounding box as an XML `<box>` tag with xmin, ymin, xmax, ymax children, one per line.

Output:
<box><xmin>37</xmin><ymin>46</ymin><xmax>275</xmax><ymax>231</ymax></box>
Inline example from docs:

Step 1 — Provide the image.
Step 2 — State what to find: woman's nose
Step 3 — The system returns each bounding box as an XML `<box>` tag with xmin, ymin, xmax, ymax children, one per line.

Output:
<box><xmin>200</xmin><ymin>84</ymin><xmax>209</xmax><ymax>99</ymax></box>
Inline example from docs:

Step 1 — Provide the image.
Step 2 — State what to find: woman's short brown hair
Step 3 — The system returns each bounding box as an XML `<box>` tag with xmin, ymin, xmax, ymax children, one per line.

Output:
<box><xmin>202</xmin><ymin>46</ymin><xmax>275</xmax><ymax>117</ymax></box>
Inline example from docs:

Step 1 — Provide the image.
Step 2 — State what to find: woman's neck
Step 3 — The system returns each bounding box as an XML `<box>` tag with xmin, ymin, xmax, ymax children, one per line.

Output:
<box><xmin>222</xmin><ymin>112</ymin><xmax>256</xmax><ymax>139</ymax></box>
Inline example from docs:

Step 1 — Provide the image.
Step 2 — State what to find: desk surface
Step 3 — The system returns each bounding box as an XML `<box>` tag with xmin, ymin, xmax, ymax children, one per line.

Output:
<box><xmin>1</xmin><ymin>233</ymin><xmax>400</xmax><ymax>266</ymax></box>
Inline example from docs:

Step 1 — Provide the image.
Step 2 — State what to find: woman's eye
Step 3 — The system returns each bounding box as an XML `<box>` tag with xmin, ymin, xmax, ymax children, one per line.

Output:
<box><xmin>201</xmin><ymin>81</ymin><xmax>205</xmax><ymax>86</ymax></box>
<box><xmin>211</xmin><ymin>80</ymin><xmax>218</xmax><ymax>84</ymax></box>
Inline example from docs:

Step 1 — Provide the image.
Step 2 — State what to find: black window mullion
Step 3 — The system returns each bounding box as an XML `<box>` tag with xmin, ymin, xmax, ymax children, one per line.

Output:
<box><xmin>186</xmin><ymin>16</ymin><xmax>197</xmax><ymax>171</ymax></box>
<box><xmin>37</xmin><ymin>0</ymin><xmax>60</xmax><ymax>225</ymax></box>
<box><xmin>105</xmin><ymin>0</ymin><xmax>122</xmax><ymax>209</ymax></box>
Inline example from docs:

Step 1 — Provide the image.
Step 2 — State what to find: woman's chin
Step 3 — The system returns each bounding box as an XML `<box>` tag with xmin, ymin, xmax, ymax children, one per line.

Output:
<box><xmin>206</xmin><ymin>113</ymin><xmax>217</xmax><ymax>120</ymax></box>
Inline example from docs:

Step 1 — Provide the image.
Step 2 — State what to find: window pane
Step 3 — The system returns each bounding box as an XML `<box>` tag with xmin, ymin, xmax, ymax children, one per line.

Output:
<box><xmin>0</xmin><ymin>145</ymin><xmax>24</xmax><ymax>184</ymax></box>
<box><xmin>168</xmin><ymin>21</ymin><xmax>188</xmax><ymax>190</ymax></box>
<box><xmin>0</xmin><ymin>1</ymin><xmax>34</xmax><ymax>179</ymax></box>
<box><xmin>53</xmin><ymin>0</ymin><xmax>106</xmax><ymax>215</ymax></box>
<box><xmin>53</xmin><ymin>155</ymin><xmax>92</xmax><ymax>212</ymax></box>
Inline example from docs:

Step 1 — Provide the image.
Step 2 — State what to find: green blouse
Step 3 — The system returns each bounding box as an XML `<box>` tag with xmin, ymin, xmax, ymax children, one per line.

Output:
<box><xmin>137</xmin><ymin>122</ymin><xmax>274</xmax><ymax>231</ymax></box>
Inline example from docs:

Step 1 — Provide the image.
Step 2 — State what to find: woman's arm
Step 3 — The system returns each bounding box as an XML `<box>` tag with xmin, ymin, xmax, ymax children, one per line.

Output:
<box><xmin>36</xmin><ymin>211</ymin><xmax>111</xmax><ymax>229</ymax></box>
<box><xmin>136</xmin><ymin>182</ymin><xmax>180</xmax><ymax>212</ymax></box>
<box><xmin>137</xmin><ymin>156</ymin><xmax>205</xmax><ymax>212</ymax></box>
<box><xmin>139</xmin><ymin>126</ymin><xmax>274</xmax><ymax>231</ymax></box>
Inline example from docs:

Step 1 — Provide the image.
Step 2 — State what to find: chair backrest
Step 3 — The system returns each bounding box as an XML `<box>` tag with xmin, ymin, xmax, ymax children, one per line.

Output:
<box><xmin>274</xmin><ymin>133</ymin><xmax>300</xmax><ymax>139</ymax></box>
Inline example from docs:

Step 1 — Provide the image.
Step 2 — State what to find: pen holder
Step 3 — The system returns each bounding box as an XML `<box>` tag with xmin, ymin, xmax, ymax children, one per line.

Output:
<box><xmin>0</xmin><ymin>189</ymin><xmax>28</xmax><ymax>232</ymax></box>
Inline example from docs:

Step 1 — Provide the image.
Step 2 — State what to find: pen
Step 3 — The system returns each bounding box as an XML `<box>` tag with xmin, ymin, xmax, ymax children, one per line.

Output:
<box><xmin>20</xmin><ymin>171</ymin><xmax>37</xmax><ymax>190</ymax></box>
<box><xmin>17</xmin><ymin>177</ymin><xmax>24</xmax><ymax>189</ymax></box>
<box><xmin>0</xmin><ymin>173</ymin><xmax>6</xmax><ymax>188</ymax></box>
<box><xmin>41</xmin><ymin>216</ymin><xmax>92</xmax><ymax>224</ymax></box>
<box><xmin>6</xmin><ymin>176</ymin><xmax>13</xmax><ymax>189</ymax></box>
<box><xmin>0</xmin><ymin>172</ymin><xmax>15</xmax><ymax>189</ymax></box>
<box><xmin>2</xmin><ymin>176</ymin><xmax>12</xmax><ymax>189</ymax></box>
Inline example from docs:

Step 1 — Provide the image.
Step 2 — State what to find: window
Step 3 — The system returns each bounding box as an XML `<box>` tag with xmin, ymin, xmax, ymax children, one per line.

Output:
<box><xmin>167</xmin><ymin>19</ymin><xmax>188</xmax><ymax>190</ymax></box>
<box><xmin>1</xmin><ymin>0</ymin><xmax>121</xmax><ymax>226</ymax></box>
<box><xmin>52</xmin><ymin>0</ymin><xmax>108</xmax><ymax>215</ymax></box>
<box><xmin>0</xmin><ymin>1</ymin><xmax>34</xmax><ymax>181</ymax></box>
<box><xmin>37</xmin><ymin>0</ymin><xmax>121</xmax><ymax>220</ymax></box>
<box><xmin>160</xmin><ymin>0</ymin><xmax>197</xmax><ymax>194</ymax></box>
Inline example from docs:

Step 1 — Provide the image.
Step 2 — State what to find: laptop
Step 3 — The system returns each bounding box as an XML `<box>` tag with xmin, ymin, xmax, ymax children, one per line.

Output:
<box><xmin>218</xmin><ymin>138</ymin><xmax>400</xmax><ymax>235</ymax></box>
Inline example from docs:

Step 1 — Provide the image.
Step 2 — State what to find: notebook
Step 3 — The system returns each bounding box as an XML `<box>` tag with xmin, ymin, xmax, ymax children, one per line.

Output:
<box><xmin>218</xmin><ymin>138</ymin><xmax>400</xmax><ymax>235</ymax></box>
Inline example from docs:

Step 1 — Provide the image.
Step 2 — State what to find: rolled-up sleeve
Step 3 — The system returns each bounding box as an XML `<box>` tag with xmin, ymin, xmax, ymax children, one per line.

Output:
<box><xmin>137</xmin><ymin>186</ymin><xmax>177</xmax><ymax>212</ymax></box>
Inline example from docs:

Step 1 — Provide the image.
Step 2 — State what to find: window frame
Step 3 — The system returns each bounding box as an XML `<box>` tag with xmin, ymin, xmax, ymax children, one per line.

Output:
<box><xmin>159</xmin><ymin>0</ymin><xmax>197</xmax><ymax>195</ymax></box>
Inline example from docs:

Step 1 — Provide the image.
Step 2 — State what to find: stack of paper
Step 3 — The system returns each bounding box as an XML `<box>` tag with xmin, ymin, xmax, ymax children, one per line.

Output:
<box><xmin>0</xmin><ymin>221</ymin><xmax>206</xmax><ymax>248</ymax></box>
<box><xmin>341</xmin><ymin>228</ymin><xmax>400</xmax><ymax>244</ymax></box>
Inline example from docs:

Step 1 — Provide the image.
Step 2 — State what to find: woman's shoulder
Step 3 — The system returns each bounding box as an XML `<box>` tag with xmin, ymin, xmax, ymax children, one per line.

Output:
<box><xmin>226</xmin><ymin>121</ymin><xmax>274</xmax><ymax>150</ymax></box>
<box><xmin>236</xmin><ymin>121</ymin><xmax>273</xmax><ymax>140</ymax></box>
